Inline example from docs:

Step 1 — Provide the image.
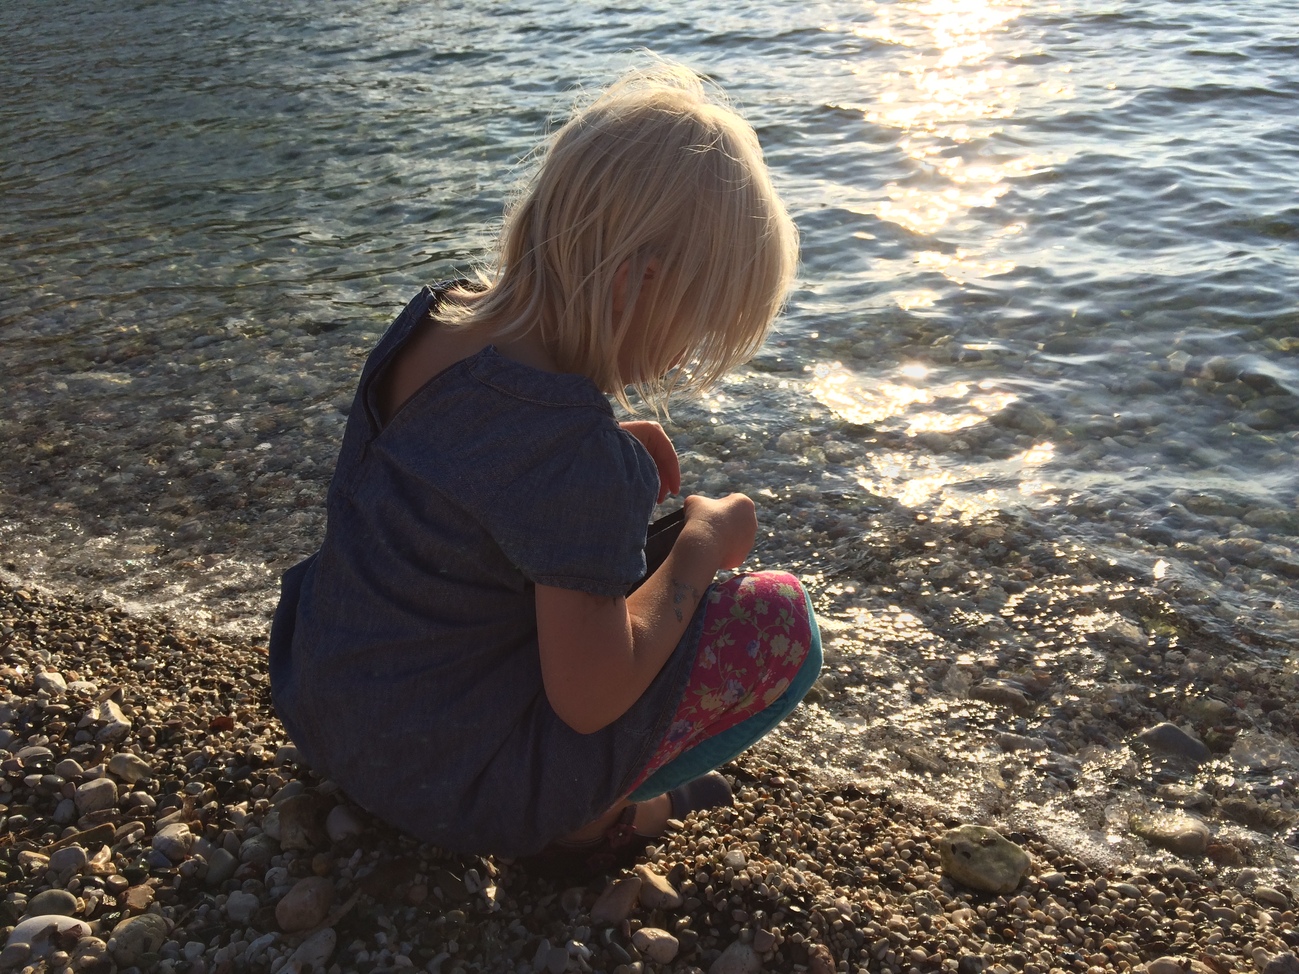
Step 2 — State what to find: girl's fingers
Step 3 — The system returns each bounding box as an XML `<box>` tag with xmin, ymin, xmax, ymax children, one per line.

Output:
<box><xmin>621</xmin><ymin>421</ymin><xmax>681</xmax><ymax>500</ymax></box>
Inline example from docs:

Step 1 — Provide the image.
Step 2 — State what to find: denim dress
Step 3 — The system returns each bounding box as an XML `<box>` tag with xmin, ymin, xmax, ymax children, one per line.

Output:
<box><xmin>269</xmin><ymin>285</ymin><xmax>700</xmax><ymax>857</ymax></box>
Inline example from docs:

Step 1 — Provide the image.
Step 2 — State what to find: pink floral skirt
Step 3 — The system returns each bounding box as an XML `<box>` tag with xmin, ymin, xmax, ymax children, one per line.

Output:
<box><xmin>626</xmin><ymin>570</ymin><xmax>816</xmax><ymax>793</ymax></box>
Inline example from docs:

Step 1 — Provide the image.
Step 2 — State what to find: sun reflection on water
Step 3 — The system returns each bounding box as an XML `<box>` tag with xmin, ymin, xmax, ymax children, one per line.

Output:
<box><xmin>836</xmin><ymin>0</ymin><xmax>1061</xmax><ymax>263</ymax></box>
<box><xmin>808</xmin><ymin>360</ymin><xmax>1016</xmax><ymax>435</ymax></box>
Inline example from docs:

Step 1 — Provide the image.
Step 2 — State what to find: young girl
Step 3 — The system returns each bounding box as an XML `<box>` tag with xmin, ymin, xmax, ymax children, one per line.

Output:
<box><xmin>269</xmin><ymin>63</ymin><xmax>822</xmax><ymax>874</ymax></box>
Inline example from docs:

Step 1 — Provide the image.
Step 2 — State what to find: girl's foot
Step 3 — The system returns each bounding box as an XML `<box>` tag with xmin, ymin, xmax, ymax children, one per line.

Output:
<box><xmin>523</xmin><ymin>772</ymin><xmax>734</xmax><ymax>879</ymax></box>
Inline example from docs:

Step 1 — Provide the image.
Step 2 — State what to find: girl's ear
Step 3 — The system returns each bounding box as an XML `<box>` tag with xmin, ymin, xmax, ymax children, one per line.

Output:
<box><xmin>612</xmin><ymin>259</ymin><xmax>633</xmax><ymax>319</ymax></box>
<box><xmin>612</xmin><ymin>258</ymin><xmax>662</xmax><ymax>318</ymax></box>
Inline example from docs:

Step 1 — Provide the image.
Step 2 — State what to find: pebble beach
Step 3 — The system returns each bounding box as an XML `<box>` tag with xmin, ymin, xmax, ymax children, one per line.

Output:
<box><xmin>5</xmin><ymin>0</ymin><xmax>1299</xmax><ymax>971</ymax></box>
<box><xmin>2</xmin><ymin>543</ymin><xmax>1297</xmax><ymax>974</ymax></box>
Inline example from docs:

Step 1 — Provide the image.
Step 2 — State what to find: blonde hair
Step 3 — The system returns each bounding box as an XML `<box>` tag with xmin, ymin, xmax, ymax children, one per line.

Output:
<box><xmin>442</xmin><ymin>60</ymin><xmax>799</xmax><ymax>410</ymax></box>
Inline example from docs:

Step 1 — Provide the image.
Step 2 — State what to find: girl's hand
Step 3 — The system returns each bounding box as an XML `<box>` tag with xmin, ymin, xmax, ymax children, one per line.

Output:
<box><xmin>620</xmin><ymin>421</ymin><xmax>680</xmax><ymax>502</ymax></box>
<box><xmin>682</xmin><ymin>493</ymin><xmax>757</xmax><ymax>570</ymax></box>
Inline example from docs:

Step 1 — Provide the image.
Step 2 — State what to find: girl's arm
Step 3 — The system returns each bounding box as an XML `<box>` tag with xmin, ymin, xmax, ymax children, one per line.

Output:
<box><xmin>534</xmin><ymin>493</ymin><xmax>756</xmax><ymax>735</ymax></box>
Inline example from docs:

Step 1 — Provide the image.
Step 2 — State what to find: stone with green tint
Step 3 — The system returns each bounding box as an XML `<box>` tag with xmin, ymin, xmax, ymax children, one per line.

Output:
<box><xmin>937</xmin><ymin>825</ymin><xmax>1031</xmax><ymax>894</ymax></box>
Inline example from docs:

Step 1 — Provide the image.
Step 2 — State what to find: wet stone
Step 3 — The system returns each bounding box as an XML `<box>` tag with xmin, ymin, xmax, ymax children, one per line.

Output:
<box><xmin>1136</xmin><ymin>722</ymin><xmax>1211</xmax><ymax>764</ymax></box>
<box><xmin>938</xmin><ymin>825</ymin><xmax>1031</xmax><ymax>894</ymax></box>
<box><xmin>1131</xmin><ymin>812</ymin><xmax>1211</xmax><ymax>857</ymax></box>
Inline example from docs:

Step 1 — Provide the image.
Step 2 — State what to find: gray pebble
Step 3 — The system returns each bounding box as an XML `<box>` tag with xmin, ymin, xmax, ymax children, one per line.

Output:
<box><xmin>1136</xmin><ymin>722</ymin><xmax>1211</xmax><ymax>763</ymax></box>
<box><xmin>152</xmin><ymin>822</ymin><xmax>194</xmax><ymax>862</ymax></box>
<box><xmin>74</xmin><ymin>778</ymin><xmax>118</xmax><ymax>815</ymax></box>
<box><xmin>709</xmin><ymin>940</ymin><xmax>760</xmax><ymax>974</ymax></box>
<box><xmin>107</xmin><ymin>752</ymin><xmax>153</xmax><ymax>783</ymax></box>
<box><xmin>205</xmin><ymin>848</ymin><xmax>239</xmax><ymax>887</ymax></box>
<box><xmin>225</xmin><ymin>890</ymin><xmax>260</xmax><ymax>924</ymax></box>
<box><xmin>47</xmin><ymin>845</ymin><xmax>88</xmax><ymax>878</ymax></box>
<box><xmin>25</xmin><ymin>889</ymin><xmax>79</xmax><ymax>919</ymax></box>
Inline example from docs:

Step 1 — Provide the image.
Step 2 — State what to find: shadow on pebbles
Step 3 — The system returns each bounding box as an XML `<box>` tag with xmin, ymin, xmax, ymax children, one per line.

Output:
<box><xmin>1</xmin><ymin>581</ymin><xmax>1297</xmax><ymax>974</ymax></box>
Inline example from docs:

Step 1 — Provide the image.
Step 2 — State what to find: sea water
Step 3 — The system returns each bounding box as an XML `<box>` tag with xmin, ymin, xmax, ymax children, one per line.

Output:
<box><xmin>2</xmin><ymin>0</ymin><xmax>1297</xmax><ymax>874</ymax></box>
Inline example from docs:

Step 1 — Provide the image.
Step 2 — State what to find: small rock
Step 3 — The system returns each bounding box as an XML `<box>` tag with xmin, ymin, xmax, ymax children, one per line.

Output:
<box><xmin>47</xmin><ymin>846</ymin><xmax>88</xmax><ymax>879</ymax></box>
<box><xmin>18</xmin><ymin>850</ymin><xmax>49</xmax><ymax>872</ymax></box>
<box><xmin>325</xmin><ymin>804</ymin><xmax>364</xmax><ymax>843</ymax></box>
<box><xmin>286</xmin><ymin>927</ymin><xmax>336</xmax><ymax>972</ymax></box>
<box><xmin>1130</xmin><ymin>811</ymin><xmax>1211</xmax><ymax>857</ymax></box>
<box><xmin>1039</xmin><ymin>871</ymin><xmax>1067</xmax><ymax>889</ymax></box>
<box><xmin>206</xmin><ymin>848</ymin><xmax>239</xmax><ymax>887</ymax></box>
<box><xmin>722</xmin><ymin>848</ymin><xmax>747</xmax><ymax>869</ymax></box>
<box><xmin>123</xmin><ymin>885</ymin><xmax>154</xmax><ymax>914</ymax></box>
<box><xmin>995</xmin><ymin>733</ymin><xmax>1047</xmax><ymax>753</ymax></box>
<box><xmin>74</xmin><ymin>778</ymin><xmax>118</xmax><ymax>815</ymax></box>
<box><xmin>1155</xmin><ymin>783</ymin><xmax>1213</xmax><ymax>809</ymax></box>
<box><xmin>1148</xmin><ymin>959</ymin><xmax>1187</xmax><ymax>974</ymax></box>
<box><xmin>808</xmin><ymin>943</ymin><xmax>835</xmax><ymax>974</ymax></box>
<box><xmin>244</xmin><ymin>932</ymin><xmax>278</xmax><ymax>964</ymax></box>
<box><xmin>106</xmin><ymin>914</ymin><xmax>169</xmax><ymax>968</ymax></box>
<box><xmin>635</xmin><ymin>865</ymin><xmax>683</xmax><ymax>910</ymax></box>
<box><xmin>68</xmin><ymin>935</ymin><xmax>110</xmax><ymax>973</ymax></box>
<box><xmin>277</xmin><ymin>793</ymin><xmax>329</xmax><ymax>851</ymax></box>
<box><xmin>709</xmin><ymin>940</ymin><xmax>761</xmax><ymax>974</ymax></box>
<box><xmin>3</xmin><ymin>915</ymin><xmax>91</xmax><ymax>964</ymax></box>
<box><xmin>107</xmin><ymin>752</ymin><xmax>153</xmax><ymax>783</ymax></box>
<box><xmin>240</xmin><ymin>832</ymin><xmax>279</xmax><ymax>866</ymax></box>
<box><xmin>1136</xmin><ymin>722</ymin><xmax>1211</xmax><ymax>764</ymax></box>
<box><xmin>753</xmin><ymin>929</ymin><xmax>776</xmax><ymax>953</ymax></box>
<box><xmin>152</xmin><ymin>822</ymin><xmax>194</xmax><ymax>862</ymax></box>
<box><xmin>225</xmin><ymin>890</ymin><xmax>260</xmax><ymax>924</ymax></box>
<box><xmin>54</xmin><ymin>758</ymin><xmax>84</xmax><ymax>779</ymax></box>
<box><xmin>633</xmin><ymin>928</ymin><xmax>679</xmax><ymax>964</ymax></box>
<box><xmin>276</xmin><ymin>876</ymin><xmax>334</xmax><ymax>932</ymax></box>
<box><xmin>89</xmin><ymin>700</ymin><xmax>131</xmax><ymax>743</ymax></box>
<box><xmin>1263</xmin><ymin>954</ymin><xmax>1299</xmax><ymax>974</ymax></box>
<box><xmin>591</xmin><ymin>876</ymin><xmax>642</xmax><ymax>925</ymax></box>
<box><xmin>53</xmin><ymin>798</ymin><xmax>78</xmax><ymax>825</ymax></box>
<box><xmin>0</xmin><ymin>942</ymin><xmax>30</xmax><ymax>970</ymax></box>
<box><xmin>937</xmin><ymin>825</ymin><xmax>1031</xmax><ymax>894</ymax></box>
<box><xmin>24</xmin><ymin>889</ymin><xmax>79</xmax><ymax>919</ymax></box>
<box><xmin>1255</xmin><ymin>886</ymin><xmax>1290</xmax><ymax>909</ymax></box>
<box><xmin>34</xmin><ymin>671</ymin><xmax>67</xmax><ymax>694</ymax></box>
<box><xmin>970</xmin><ymin>681</ymin><xmax>1033</xmax><ymax>714</ymax></box>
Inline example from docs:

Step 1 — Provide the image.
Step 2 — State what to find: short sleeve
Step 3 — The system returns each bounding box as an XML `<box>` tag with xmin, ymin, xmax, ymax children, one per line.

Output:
<box><xmin>483</xmin><ymin>423</ymin><xmax>660</xmax><ymax>596</ymax></box>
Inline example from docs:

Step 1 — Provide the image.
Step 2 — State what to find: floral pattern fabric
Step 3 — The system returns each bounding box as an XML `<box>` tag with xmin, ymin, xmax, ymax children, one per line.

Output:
<box><xmin>628</xmin><ymin>570</ymin><xmax>812</xmax><ymax>789</ymax></box>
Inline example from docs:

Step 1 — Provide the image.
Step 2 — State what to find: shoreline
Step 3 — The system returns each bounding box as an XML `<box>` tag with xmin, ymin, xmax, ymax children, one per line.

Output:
<box><xmin>1</xmin><ymin>579</ymin><xmax>1297</xmax><ymax>974</ymax></box>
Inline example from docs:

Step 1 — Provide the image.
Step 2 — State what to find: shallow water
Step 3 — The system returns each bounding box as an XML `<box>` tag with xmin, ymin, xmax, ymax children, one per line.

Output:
<box><xmin>2</xmin><ymin>0</ymin><xmax>1297</xmax><ymax>880</ymax></box>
